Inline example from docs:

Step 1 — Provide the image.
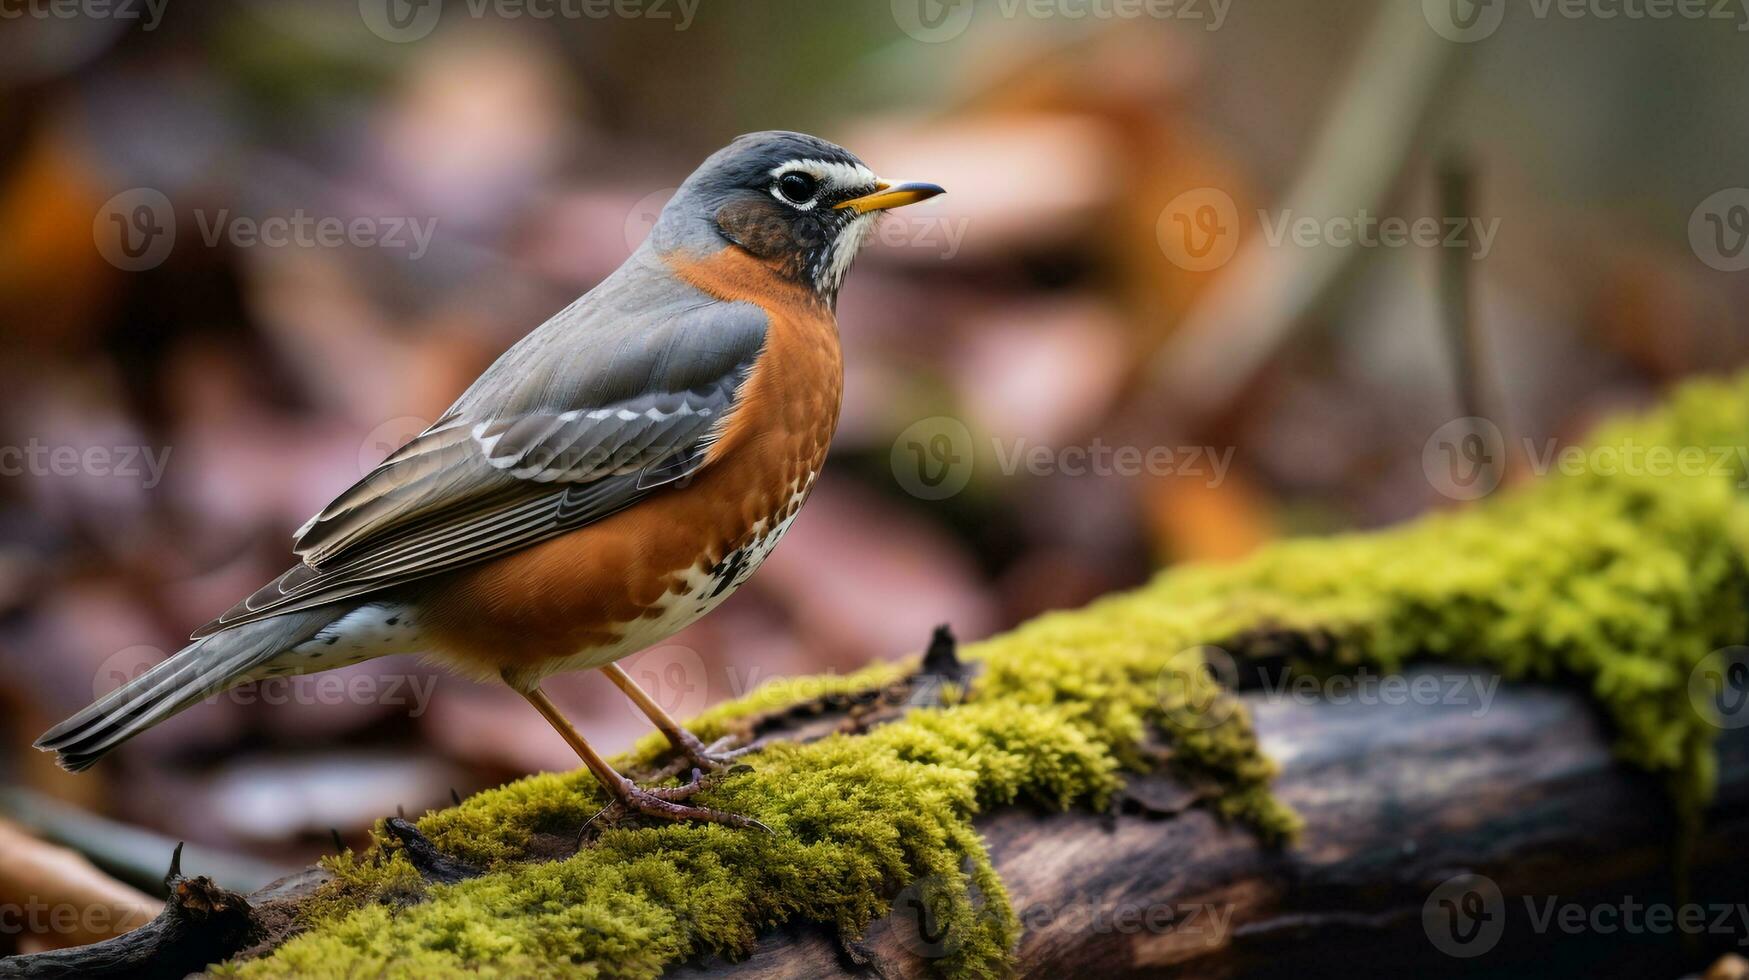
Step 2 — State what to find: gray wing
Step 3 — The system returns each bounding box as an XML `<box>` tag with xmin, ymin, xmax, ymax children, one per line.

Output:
<box><xmin>194</xmin><ymin>272</ymin><xmax>769</xmax><ymax>638</ymax></box>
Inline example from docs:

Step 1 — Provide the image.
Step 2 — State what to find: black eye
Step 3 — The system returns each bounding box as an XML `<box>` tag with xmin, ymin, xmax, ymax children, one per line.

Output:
<box><xmin>777</xmin><ymin>172</ymin><xmax>818</xmax><ymax>204</ymax></box>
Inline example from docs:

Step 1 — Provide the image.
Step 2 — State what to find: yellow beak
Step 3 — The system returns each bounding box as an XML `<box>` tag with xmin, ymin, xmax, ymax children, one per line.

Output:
<box><xmin>835</xmin><ymin>180</ymin><xmax>946</xmax><ymax>214</ymax></box>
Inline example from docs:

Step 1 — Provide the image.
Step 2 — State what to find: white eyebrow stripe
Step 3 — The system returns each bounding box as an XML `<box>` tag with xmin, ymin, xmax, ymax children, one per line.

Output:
<box><xmin>769</xmin><ymin>158</ymin><xmax>879</xmax><ymax>195</ymax></box>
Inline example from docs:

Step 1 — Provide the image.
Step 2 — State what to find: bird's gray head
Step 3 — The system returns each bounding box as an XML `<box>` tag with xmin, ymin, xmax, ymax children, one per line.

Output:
<box><xmin>650</xmin><ymin>131</ymin><xmax>944</xmax><ymax>302</ymax></box>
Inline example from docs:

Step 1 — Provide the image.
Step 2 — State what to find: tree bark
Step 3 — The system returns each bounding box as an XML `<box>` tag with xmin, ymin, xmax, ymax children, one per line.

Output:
<box><xmin>686</xmin><ymin>667</ymin><xmax>1749</xmax><ymax>978</ymax></box>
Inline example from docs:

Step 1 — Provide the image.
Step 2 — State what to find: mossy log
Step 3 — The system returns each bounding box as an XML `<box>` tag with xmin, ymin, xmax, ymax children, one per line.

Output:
<box><xmin>6</xmin><ymin>373</ymin><xmax>1749</xmax><ymax>978</ymax></box>
<box><xmin>9</xmin><ymin>664</ymin><xmax>1746</xmax><ymax>978</ymax></box>
<box><xmin>690</xmin><ymin>666</ymin><xmax>1749</xmax><ymax>977</ymax></box>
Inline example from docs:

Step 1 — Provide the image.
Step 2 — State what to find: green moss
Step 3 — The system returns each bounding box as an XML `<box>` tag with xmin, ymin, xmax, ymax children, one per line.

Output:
<box><xmin>1143</xmin><ymin>375</ymin><xmax>1749</xmax><ymax>826</ymax></box>
<box><xmin>226</xmin><ymin>373</ymin><xmax>1749</xmax><ymax>978</ymax></box>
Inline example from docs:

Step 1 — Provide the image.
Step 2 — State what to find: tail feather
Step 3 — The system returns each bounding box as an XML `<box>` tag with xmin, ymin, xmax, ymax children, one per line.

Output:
<box><xmin>36</xmin><ymin>607</ymin><xmax>338</xmax><ymax>771</ymax></box>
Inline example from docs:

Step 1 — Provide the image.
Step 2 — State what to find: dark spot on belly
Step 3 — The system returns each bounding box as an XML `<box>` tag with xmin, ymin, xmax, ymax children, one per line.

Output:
<box><xmin>386</xmin><ymin>616</ymin><xmax>400</xmax><ymax>626</ymax></box>
<box><xmin>325</xmin><ymin>636</ymin><xmax>338</xmax><ymax>646</ymax></box>
<box><xmin>709</xmin><ymin>545</ymin><xmax>754</xmax><ymax>599</ymax></box>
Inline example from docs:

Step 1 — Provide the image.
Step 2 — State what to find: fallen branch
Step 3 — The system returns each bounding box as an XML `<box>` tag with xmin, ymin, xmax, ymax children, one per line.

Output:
<box><xmin>691</xmin><ymin>667</ymin><xmax>1749</xmax><ymax>978</ymax></box>
<box><xmin>13</xmin><ymin>661</ymin><xmax>1747</xmax><ymax>978</ymax></box>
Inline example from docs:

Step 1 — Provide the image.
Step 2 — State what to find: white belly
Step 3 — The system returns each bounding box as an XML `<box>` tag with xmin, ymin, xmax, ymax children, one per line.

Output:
<box><xmin>251</xmin><ymin>602</ymin><xmax>428</xmax><ymax>679</ymax></box>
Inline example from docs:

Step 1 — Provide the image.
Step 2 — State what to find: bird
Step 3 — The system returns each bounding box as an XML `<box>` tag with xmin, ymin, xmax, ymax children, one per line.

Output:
<box><xmin>36</xmin><ymin>131</ymin><xmax>945</xmax><ymax>829</ymax></box>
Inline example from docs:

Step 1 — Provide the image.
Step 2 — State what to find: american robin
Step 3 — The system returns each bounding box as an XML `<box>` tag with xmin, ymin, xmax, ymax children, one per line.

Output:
<box><xmin>37</xmin><ymin>131</ymin><xmax>944</xmax><ymax>829</ymax></box>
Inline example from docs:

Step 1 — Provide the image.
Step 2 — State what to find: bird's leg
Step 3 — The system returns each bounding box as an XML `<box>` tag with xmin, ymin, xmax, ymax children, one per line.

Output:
<box><xmin>599</xmin><ymin>662</ymin><xmax>755</xmax><ymax>772</ymax></box>
<box><xmin>511</xmin><ymin>681</ymin><xmax>764</xmax><ymax>831</ymax></box>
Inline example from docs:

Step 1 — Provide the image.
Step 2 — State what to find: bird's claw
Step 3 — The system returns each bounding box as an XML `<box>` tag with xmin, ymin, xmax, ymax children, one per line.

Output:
<box><xmin>689</xmin><ymin>734</ymin><xmax>758</xmax><ymax>770</ymax></box>
<box><xmin>580</xmin><ymin>768</ymin><xmax>770</xmax><ymax>837</ymax></box>
<box><xmin>649</xmin><ymin>731</ymin><xmax>757</xmax><ymax>781</ymax></box>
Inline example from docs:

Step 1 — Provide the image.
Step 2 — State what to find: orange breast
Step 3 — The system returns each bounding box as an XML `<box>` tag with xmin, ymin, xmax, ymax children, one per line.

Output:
<box><xmin>414</xmin><ymin>248</ymin><xmax>843</xmax><ymax>681</ymax></box>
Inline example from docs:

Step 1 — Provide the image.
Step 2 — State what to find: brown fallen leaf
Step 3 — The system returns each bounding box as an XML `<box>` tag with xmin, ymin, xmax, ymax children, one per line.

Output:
<box><xmin>0</xmin><ymin>818</ymin><xmax>161</xmax><ymax>953</ymax></box>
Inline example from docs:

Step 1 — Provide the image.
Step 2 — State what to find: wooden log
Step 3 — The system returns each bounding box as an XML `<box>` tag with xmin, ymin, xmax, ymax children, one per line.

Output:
<box><xmin>688</xmin><ymin>666</ymin><xmax>1749</xmax><ymax>978</ymax></box>
<box><xmin>8</xmin><ymin>663</ymin><xmax>1745</xmax><ymax>977</ymax></box>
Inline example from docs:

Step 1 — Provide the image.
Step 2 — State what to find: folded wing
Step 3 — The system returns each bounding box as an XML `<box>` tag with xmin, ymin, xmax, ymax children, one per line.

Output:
<box><xmin>194</xmin><ymin>286</ymin><xmax>769</xmax><ymax>638</ymax></box>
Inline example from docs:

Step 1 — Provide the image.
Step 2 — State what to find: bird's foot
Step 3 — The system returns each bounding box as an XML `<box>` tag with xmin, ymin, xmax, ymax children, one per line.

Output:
<box><xmin>583</xmin><ymin>768</ymin><xmax>769</xmax><ymax>836</ymax></box>
<box><xmin>678</xmin><ymin>731</ymin><xmax>758</xmax><ymax>771</ymax></box>
<box><xmin>649</xmin><ymin>731</ymin><xmax>757</xmax><ymax>782</ymax></box>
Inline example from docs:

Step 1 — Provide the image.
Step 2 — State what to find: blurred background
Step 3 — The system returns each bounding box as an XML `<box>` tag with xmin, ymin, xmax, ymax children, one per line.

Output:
<box><xmin>3</xmin><ymin>0</ymin><xmax>1749</xmax><ymax>947</ymax></box>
